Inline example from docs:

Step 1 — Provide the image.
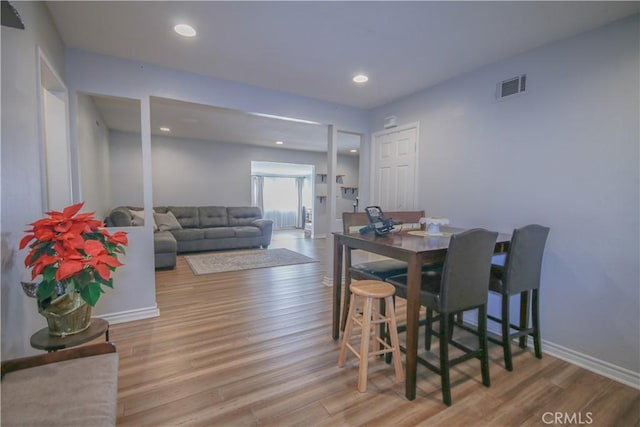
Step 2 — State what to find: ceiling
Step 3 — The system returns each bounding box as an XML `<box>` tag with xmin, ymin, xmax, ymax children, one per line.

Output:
<box><xmin>91</xmin><ymin>94</ymin><xmax>361</xmax><ymax>153</ymax></box>
<box><xmin>47</xmin><ymin>1</ymin><xmax>639</xmax><ymax>109</ymax></box>
<box><xmin>50</xmin><ymin>2</ymin><xmax>638</xmax><ymax>153</ymax></box>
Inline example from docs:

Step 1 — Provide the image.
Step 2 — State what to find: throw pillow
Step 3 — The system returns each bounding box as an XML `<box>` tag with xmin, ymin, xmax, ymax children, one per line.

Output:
<box><xmin>154</xmin><ymin>211</ymin><xmax>182</xmax><ymax>231</ymax></box>
<box><xmin>130</xmin><ymin>209</ymin><xmax>145</xmax><ymax>226</ymax></box>
<box><xmin>129</xmin><ymin>209</ymin><xmax>158</xmax><ymax>231</ymax></box>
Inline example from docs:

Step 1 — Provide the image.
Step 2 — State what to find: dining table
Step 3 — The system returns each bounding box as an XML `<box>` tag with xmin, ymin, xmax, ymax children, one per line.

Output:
<box><xmin>332</xmin><ymin>226</ymin><xmax>511</xmax><ymax>401</ymax></box>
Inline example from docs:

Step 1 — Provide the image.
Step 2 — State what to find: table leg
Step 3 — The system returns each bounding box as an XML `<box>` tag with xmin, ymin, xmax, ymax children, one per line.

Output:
<box><xmin>332</xmin><ymin>237</ymin><xmax>344</xmax><ymax>340</ymax></box>
<box><xmin>105</xmin><ymin>327</ymin><xmax>110</xmax><ymax>342</ymax></box>
<box><xmin>404</xmin><ymin>257</ymin><xmax>422</xmax><ymax>401</ymax></box>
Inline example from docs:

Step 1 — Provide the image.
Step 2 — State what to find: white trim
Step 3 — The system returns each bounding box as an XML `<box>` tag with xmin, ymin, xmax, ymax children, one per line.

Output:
<box><xmin>36</xmin><ymin>46</ymin><xmax>73</xmax><ymax>212</ymax></box>
<box><xmin>466</xmin><ymin>318</ymin><xmax>640</xmax><ymax>389</ymax></box>
<box><xmin>97</xmin><ymin>305</ymin><xmax>160</xmax><ymax>325</ymax></box>
<box><xmin>370</xmin><ymin>121</ymin><xmax>420</xmax><ymax>210</ymax></box>
<box><xmin>543</xmin><ymin>340</ymin><xmax>639</xmax><ymax>390</ymax></box>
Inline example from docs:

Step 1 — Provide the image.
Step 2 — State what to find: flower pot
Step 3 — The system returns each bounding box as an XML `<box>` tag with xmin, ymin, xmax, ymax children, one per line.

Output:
<box><xmin>38</xmin><ymin>291</ymin><xmax>92</xmax><ymax>337</ymax></box>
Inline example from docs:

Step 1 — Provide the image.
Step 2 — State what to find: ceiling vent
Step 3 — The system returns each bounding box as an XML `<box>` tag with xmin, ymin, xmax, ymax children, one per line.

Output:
<box><xmin>496</xmin><ymin>74</ymin><xmax>526</xmax><ymax>100</ymax></box>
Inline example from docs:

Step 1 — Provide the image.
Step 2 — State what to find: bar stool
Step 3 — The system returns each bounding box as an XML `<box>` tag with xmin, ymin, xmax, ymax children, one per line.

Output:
<box><xmin>338</xmin><ymin>280</ymin><xmax>403</xmax><ymax>392</ymax></box>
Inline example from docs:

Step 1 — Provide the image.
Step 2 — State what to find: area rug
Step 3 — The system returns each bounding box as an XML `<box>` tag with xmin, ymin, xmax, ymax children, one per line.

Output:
<box><xmin>184</xmin><ymin>248</ymin><xmax>318</xmax><ymax>275</ymax></box>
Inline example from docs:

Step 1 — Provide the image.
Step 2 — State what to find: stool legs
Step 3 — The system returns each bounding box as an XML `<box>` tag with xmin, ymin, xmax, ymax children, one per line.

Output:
<box><xmin>385</xmin><ymin>295</ymin><xmax>404</xmax><ymax>384</ymax></box>
<box><xmin>339</xmin><ymin>292</ymin><xmax>403</xmax><ymax>393</ymax></box>
<box><xmin>357</xmin><ymin>296</ymin><xmax>373</xmax><ymax>392</ymax></box>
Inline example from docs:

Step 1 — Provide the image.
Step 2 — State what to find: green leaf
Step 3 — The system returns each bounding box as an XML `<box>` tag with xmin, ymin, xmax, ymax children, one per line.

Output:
<box><xmin>36</xmin><ymin>280</ymin><xmax>56</xmax><ymax>301</ymax></box>
<box><xmin>79</xmin><ymin>282</ymin><xmax>103</xmax><ymax>307</ymax></box>
<box><xmin>43</xmin><ymin>265</ymin><xmax>56</xmax><ymax>282</ymax></box>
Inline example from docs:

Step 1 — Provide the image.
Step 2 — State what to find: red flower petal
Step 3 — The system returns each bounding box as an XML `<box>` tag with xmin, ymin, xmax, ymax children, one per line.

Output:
<box><xmin>56</xmin><ymin>260</ymin><xmax>84</xmax><ymax>281</ymax></box>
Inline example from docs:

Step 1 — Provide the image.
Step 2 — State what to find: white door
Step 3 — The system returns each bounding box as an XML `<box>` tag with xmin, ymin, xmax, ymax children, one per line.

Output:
<box><xmin>371</xmin><ymin>124</ymin><xmax>418</xmax><ymax>210</ymax></box>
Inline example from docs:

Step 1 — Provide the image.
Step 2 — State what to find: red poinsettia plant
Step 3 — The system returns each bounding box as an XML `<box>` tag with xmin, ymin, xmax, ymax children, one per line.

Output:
<box><xmin>20</xmin><ymin>202</ymin><xmax>128</xmax><ymax>307</ymax></box>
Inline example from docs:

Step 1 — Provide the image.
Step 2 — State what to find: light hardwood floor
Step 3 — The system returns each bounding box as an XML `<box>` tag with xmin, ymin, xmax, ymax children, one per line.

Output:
<box><xmin>110</xmin><ymin>232</ymin><xmax>639</xmax><ymax>426</ymax></box>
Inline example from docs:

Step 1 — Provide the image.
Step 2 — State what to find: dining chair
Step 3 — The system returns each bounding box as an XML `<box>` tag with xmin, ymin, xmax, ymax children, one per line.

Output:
<box><xmin>386</xmin><ymin>228</ymin><xmax>498</xmax><ymax>406</ymax></box>
<box><xmin>340</xmin><ymin>210</ymin><xmax>425</xmax><ymax>331</ymax></box>
<box><xmin>488</xmin><ymin>224</ymin><xmax>550</xmax><ymax>371</ymax></box>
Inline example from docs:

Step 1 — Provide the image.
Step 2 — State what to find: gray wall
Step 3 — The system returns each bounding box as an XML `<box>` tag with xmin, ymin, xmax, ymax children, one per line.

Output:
<box><xmin>77</xmin><ymin>93</ymin><xmax>112</xmax><ymax>219</ymax></box>
<box><xmin>109</xmin><ymin>133</ymin><xmax>360</xmax><ymax>236</ymax></box>
<box><xmin>108</xmin><ymin>130</ymin><xmax>144</xmax><ymax>208</ymax></box>
<box><xmin>1</xmin><ymin>2</ymin><xmax>68</xmax><ymax>359</ymax></box>
<box><xmin>371</xmin><ymin>15</ymin><xmax>639</xmax><ymax>375</ymax></box>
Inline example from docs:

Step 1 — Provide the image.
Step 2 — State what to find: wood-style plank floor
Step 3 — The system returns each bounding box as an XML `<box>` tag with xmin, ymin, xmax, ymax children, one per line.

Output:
<box><xmin>110</xmin><ymin>231</ymin><xmax>639</xmax><ymax>426</ymax></box>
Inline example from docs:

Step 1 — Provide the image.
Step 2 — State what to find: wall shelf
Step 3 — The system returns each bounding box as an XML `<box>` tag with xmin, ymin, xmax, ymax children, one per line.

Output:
<box><xmin>317</xmin><ymin>174</ymin><xmax>345</xmax><ymax>183</ymax></box>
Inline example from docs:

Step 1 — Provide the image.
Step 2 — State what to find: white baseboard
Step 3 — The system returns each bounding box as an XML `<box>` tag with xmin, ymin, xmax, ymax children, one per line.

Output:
<box><xmin>98</xmin><ymin>305</ymin><xmax>160</xmax><ymax>325</ymax></box>
<box><xmin>542</xmin><ymin>340</ymin><xmax>640</xmax><ymax>390</ymax></box>
<box><xmin>465</xmin><ymin>317</ymin><xmax>640</xmax><ymax>389</ymax></box>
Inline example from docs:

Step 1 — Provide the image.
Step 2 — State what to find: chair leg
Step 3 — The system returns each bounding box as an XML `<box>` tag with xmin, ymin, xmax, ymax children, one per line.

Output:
<box><xmin>448</xmin><ymin>313</ymin><xmax>455</xmax><ymax>341</ymax></box>
<box><xmin>519</xmin><ymin>290</ymin><xmax>529</xmax><ymax>349</ymax></box>
<box><xmin>532</xmin><ymin>289</ymin><xmax>542</xmax><ymax>359</ymax></box>
<box><xmin>425</xmin><ymin>308</ymin><xmax>434</xmax><ymax>350</ymax></box>
<box><xmin>338</xmin><ymin>294</ymin><xmax>358</xmax><ymax>367</ymax></box>
<box><xmin>385</xmin><ymin>296</ymin><xmax>404</xmax><ymax>383</ymax></box>
<box><xmin>501</xmin><ymin>293</ymin><xmax>514</xmax><ymax>372</ymax></box>
<box><xmin>357</xmin><ymin>296</ymin><xmax>373</xmax><ymax>392</ymax></box>
<box><xmin>340</xmin><ymin>275</ymin><xmax>352</xmax><ymax>332</ymax></box>
<box><xmin>439</xmin><ymin>312</ymin><xmax>452</xmax><ymax>406</ymax></box>
<box><xmin>478</xmin><ymin>304</ymin><xmax>490</xmax><ymax>387</ymax></box>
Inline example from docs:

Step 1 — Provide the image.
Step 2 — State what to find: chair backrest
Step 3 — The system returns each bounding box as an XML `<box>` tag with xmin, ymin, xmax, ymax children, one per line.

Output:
<box><xmin>503</xmin><ymin>224</ymin><xmax>550</xmax><ymax>294</ymax></box>
<box><xmin>342</xmin><ymin>210</ymin><xmax>425</xmax><ymax>234</ymax></box>
<box><xmin>439</xmin><ymin>228</ymin><xmax>498</xmax><ymax>313</ymax></box>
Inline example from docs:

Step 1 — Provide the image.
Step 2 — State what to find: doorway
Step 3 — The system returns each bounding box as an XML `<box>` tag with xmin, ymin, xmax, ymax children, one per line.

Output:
<box><xmin>251</xmin><ymin>161</ymin><xmax>314</xmax><ymax>235</ymax></box>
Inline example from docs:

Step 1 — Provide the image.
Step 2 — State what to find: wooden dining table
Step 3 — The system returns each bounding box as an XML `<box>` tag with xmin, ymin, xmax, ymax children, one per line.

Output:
<box><xmin>332</xmin><ymin>226</ymin><xmax>511</xmax><ymax>401</ymax></box>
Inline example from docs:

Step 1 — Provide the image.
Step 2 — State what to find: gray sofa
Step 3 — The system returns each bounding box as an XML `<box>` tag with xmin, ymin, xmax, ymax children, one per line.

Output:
<box><xmin>107</xmin><ymin>206</ymin><xmax>273</xmax><ymax>269</ymax></box>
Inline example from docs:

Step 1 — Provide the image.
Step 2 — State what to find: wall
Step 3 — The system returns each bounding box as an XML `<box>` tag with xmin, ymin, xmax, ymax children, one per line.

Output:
<box><xmin>108</xmin><ymin>131</ymin><xmax>144</xmax><ymax>208</ymax></box>
<box><xmin>1</xmin><ymin>2</ymin><xmax>68</xmax><ymax>359</ymax></box>
<box><xmin>76</xmin><ymin>93</ymin><xmax>112</xmax><ymax>219</ymax></box>
<box><xmin>371</xmin><ymin>15</ymin><xmax>640</xmax><ymax>380</ymax></box>
<box><xmin>110</xmin><ymin>133</ymin><xmax>361</xmax><ymax>237</ymax></box>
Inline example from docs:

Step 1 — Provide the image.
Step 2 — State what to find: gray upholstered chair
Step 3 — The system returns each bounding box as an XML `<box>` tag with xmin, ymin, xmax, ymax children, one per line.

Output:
<box><xmin>488</xmin><ymin>224</ymin><xmax>550</xmax><ymax>371</ymax></box>
<box><xmin>387</xmin><ymin>228</ymin><xmax>498</xmax><ymax>406</ymax></box>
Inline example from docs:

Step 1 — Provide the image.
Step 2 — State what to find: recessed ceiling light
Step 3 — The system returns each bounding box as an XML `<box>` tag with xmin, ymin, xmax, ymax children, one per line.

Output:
<box><xmin>350</xmin><ymin>149</ymin><xmax>358</xmax><ymax>153</ymax></box>
<box><xmin>160</xmin><ymin>126</ymin><xmax>171</xmax><ymax>132</ymax></box>
<box><xmin>275</xmin><ymin>141</ymin><xmax>284</xmax><ymax>145</ymax></box>
<box><xmin>174</xmin><ymin>24</ymin><xmax>196</xmax><ymax>37</ymax></box>
<box><xmin>353</xmin><ymin>74</ymin><xmax>369</xmax><ymax>83</ymax></box>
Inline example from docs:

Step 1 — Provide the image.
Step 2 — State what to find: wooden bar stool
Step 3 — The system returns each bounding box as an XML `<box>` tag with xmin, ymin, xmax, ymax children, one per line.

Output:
<box><xmin>338</xmin><ymin>280</ymin><xmax>403</xmax><ymax>392</ymax></box>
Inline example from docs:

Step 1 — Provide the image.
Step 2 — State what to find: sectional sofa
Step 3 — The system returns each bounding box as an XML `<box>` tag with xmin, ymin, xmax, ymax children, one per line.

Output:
<box><xmin>106</xmin><ymin>206</ymin><xmax>273</xmax><ymax>269</ymax></box>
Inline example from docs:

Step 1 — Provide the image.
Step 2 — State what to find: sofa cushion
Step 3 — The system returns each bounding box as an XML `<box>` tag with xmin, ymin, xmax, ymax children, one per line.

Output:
<box><xmin>228</xmin><ymin>207</ymin><xmax>262</xmax><ymax>226</ymax></box>
<box><xmin>199</xmin><ymin>206</ymin><xmax>229</xmax><ymax>227</ymax></box>
<box><xmin>154</xmin><ymin>231</ymin><xmax>177</xmax><ymax>253</ymax></box>
<box><xmin>107</xmin><ymin>207</ymin><xmax>133</xmax><ymax>227</ymax></box>
<box><xmin>204</xmin><ymin>227</ymin><xmax>235</xmax><ymax>239</ymax></box>
<box><xmin>1</xmin><ymin>353</ymin><xmax>118</xmax><ymax>426</ymax></box>
<box><xmin>168</xmin><ymin>206</ymin><xmax>199</xmax><ymax>228</ymax></box>
<box><xmin>233</xmin><ymin>226</ymin><xmax>262</xmax><ymax>238</ymax></box>
<box><xmin>171</xmin><ymin>228</ymin><xmax>205</xmax><ymax>241</ymax></box>
<box><xmin>130</xmin><ymin>209</ymin><xmax>158</xmax><ymax>231</ymax></box>
<box><xmin>154</xmin><ymin>211</ymin><xmax>182</xmax><ymax>231</ymax></box>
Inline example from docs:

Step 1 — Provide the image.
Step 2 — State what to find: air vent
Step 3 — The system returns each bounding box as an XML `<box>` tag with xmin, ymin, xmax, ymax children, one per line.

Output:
<box><xmin>497</xmin><ymin>74</ymin><xmax>526</xmax><ymax>99</ymax></box>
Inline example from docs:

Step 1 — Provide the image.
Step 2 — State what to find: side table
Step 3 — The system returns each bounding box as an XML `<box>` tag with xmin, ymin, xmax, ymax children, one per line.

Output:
<box><xmin>30</xmin><ymin>318</ymin><xmax>109</xmax><ymax>352</ymax></box>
